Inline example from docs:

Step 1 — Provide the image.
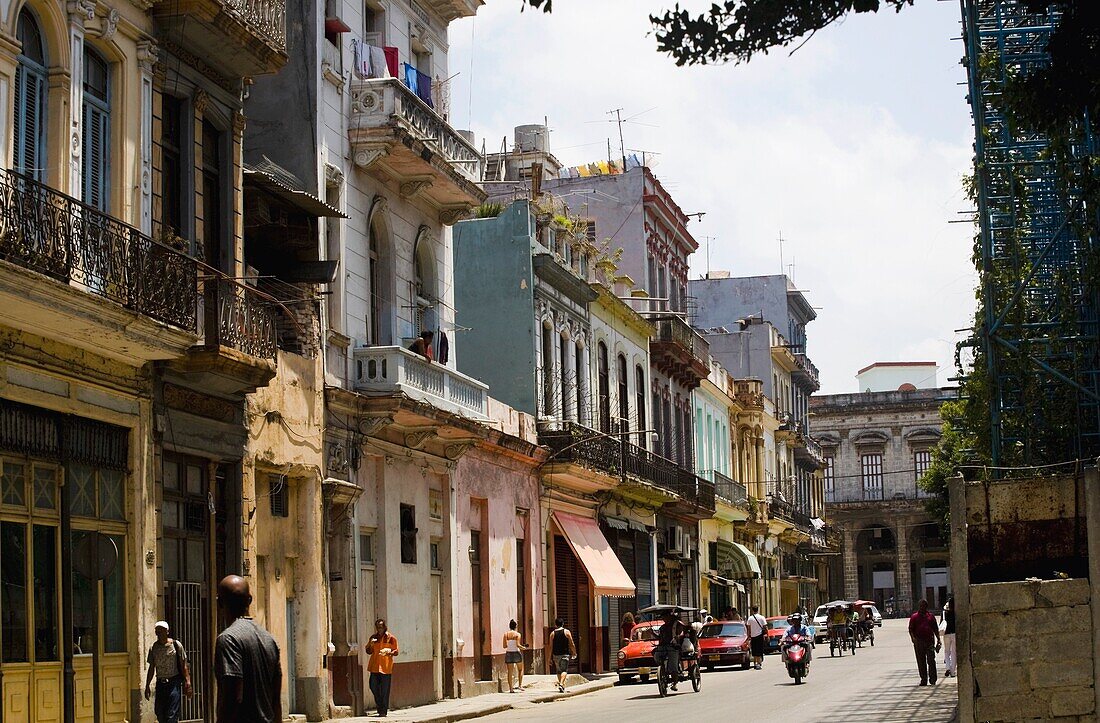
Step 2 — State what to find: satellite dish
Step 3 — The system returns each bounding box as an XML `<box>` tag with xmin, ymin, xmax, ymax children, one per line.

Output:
<box><xmin>73</xmin><ymin>532</ymin><xmax>119</xmax><ymax>581</ymax></box>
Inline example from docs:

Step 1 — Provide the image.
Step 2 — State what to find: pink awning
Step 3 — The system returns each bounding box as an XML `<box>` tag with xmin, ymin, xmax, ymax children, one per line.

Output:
<box><xmin>553</xmin><ymin>512</ymin><xmax>636</xmax><ymax>598</ymax></box>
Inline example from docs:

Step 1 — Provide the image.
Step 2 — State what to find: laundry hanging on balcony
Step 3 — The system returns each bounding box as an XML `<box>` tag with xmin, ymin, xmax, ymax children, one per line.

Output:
<box><xmin>351</xmin><ymin>38</ymin><xmax>371</xmax><ymax>78</ymax></box>
<box><xmin>369</xmin><ymin>45</ymin><xmax>389</xmax><ymax>78</ymax></box>
<box><xmin>415</xmin><ymin>69</ymin><xmax>434</xmax><ymax>108</ymax></box>
<box><xmin>403</xmin><ymin>63</ymin><xmax>419</xmax><ymax>96</ymax></box>
<box><xmin>383</xmin><ymin>46</ymin><xmax>399</xmax><ymax>78</ymax></box>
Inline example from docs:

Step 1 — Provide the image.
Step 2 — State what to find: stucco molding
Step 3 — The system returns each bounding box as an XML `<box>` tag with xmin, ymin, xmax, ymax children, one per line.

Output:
<box><xmin>403</xmin><ymin>427</ymin><xmax>439</xmax><ymax>450</ymax></box>
<box><xmin>439</xmin><ymin>206</ymin><xmax>470</xmax><ymax>226</ymax></box>
<box><xmin>356</xmin><ymin>414</ymin><xmax>394</xmax><ymax>437</ymax></box>
<box><xmin>353</xmin><ymin>145</ymin><xmax>391</xmax><ymax>171</ymax></box>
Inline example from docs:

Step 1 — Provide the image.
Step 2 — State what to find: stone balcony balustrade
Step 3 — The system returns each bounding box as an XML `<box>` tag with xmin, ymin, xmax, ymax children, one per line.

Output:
<box><xmin>353</xmin><ymin>346</ymin><xmax>489</xmax><ymax>420</ymax></box>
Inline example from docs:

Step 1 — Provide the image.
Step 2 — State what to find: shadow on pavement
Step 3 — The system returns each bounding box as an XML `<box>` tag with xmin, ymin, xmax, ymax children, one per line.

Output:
<box><xmin>828</xmin><ymin>669</ymin><xmax>958</xmax><ymax>722</ymax></box>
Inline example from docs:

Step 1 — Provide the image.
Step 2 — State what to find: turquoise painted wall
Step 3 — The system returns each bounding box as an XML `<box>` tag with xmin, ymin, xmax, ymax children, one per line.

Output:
<box><xmin>453</xmin><ymin>201</ymin><xmax>538</xmax><ymax>415</ymax></box>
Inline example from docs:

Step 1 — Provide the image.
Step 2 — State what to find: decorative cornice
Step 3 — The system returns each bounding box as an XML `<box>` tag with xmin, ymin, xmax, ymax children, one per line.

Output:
<box><xmin>67</xmin><ymin>0</ymin><xmax>96</xmax><ymax>25</ymax></box>
<box><xmin>136</xmin><ymin>39</ymin><xmax>158</xmax><ymax>74</ymax></box>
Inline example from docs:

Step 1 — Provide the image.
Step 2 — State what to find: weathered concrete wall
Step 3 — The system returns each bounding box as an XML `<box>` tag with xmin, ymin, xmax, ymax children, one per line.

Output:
<box><xmin>951</xmin><ymin>471</ymin><xmax>1098</xmax><ymax>723</ymax></box>
<box><xmin>968</xmin><ymin>579</ymin><xmax>1094</xmax><ymax>721</ymax></box>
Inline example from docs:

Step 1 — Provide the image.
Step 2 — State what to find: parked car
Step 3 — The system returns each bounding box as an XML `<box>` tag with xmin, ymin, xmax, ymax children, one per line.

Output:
<box><xmin>697</xmin><ymin>621</ymin><xmax>751</xmax><ymax>671</ymax></box>
<box><xmin>811</xmin><ymin>605</ymin><xmax>829</xmax><ymax>644</ymax></box>
<box><xmin>764</xmin><ymin>616</ymin><xmax>790</xmax><ymax>654</ymax></box>
<box><xmin>616</xmin><ymin>620</ymin><xmax>661</xmax><ymax>684</ymax></box>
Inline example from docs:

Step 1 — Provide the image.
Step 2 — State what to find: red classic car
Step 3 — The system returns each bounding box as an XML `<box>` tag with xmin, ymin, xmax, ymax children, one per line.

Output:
<box><xmin>616</xmin><ymin>620</ymin><xmax>661</xmax><ymax>684</ymax></box>
<box><xmin>697</xmin><ymin>621</ymin><xmax>751</xmax><ymax>670</ymax></box>
<box><xmin>765</xmin><ymin>616</ymin><xmax>790</xmax><ymax>654</ymax></box>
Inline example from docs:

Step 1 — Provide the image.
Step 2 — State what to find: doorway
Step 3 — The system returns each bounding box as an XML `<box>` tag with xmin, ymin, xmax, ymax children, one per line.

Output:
<box><xmin>470</xmin><ymin>531</ymin><xmax>491</xmax><ymax>681</ymax></box>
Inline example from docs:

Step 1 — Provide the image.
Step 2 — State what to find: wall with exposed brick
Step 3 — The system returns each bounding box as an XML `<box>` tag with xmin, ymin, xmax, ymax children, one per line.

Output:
<box><xmin>950</xmin><ymin>471</ymin><xmax>1100</xmax><ymax>723</ymax></box>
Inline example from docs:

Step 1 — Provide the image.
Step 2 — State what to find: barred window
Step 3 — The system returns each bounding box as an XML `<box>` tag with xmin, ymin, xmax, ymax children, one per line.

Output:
<box><xmin>860</xmin><ymin>454</ymin><xmax>883</xmax><ymax>499</ymax></box>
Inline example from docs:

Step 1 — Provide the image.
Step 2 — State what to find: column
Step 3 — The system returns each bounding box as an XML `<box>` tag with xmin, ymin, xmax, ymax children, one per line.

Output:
<box><xmin>67</xmin><ymin>0</ymin><xmax>95</xmax><ymax>198</ymax></box>
<box><xmin>842</xmin><ymin>527</ymin><xmax>858</xmax><ymax>600</ymax></box>
<box><xmin>895</xmin><ymin>522</ymin><xmax>913</xmax><ymax>614</ymax></box>
<box><xmin>136</xmin><ymin>41</ymin><xmax>157</xmax><ymax>234</ymax></box>
<box><xmin>754</xmin><ymin>436</ymin><xmax>766</xmax><ymax>500</ymax></box>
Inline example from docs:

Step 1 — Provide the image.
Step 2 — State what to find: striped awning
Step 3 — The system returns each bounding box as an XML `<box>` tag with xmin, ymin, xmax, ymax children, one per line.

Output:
<box><xmin>717</xmin><ymin>540</ymin><xmax>762</xmax><ymax>580</ymax></box>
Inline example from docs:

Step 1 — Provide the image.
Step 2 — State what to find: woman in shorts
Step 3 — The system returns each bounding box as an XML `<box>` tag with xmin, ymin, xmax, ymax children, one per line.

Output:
<box><xmin>503</xmin><ymin>619</ymin><xmax>527</xmax><ymax>692</ymax></box>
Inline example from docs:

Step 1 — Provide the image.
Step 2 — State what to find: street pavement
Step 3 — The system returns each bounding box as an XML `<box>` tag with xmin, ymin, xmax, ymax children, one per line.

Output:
<box><xmin>479</xmin><ymin>619</ymin><xmax>958</xmax><ymax>722</ymax></box>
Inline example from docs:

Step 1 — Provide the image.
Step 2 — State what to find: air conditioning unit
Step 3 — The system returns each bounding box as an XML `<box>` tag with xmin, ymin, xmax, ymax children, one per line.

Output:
<box><xmin>666</xmin><ymin>525</ymin><xmax>685</xmax><ymax>555</ymax></box>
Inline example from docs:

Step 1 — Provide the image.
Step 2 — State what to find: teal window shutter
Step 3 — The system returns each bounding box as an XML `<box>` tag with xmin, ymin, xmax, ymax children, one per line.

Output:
<box><xmin>13</xmin><ymin>63</ymin><xmax>46</xmax><ymax>182</ymax></box>
<box><xmin>81</xmin><ymin>47</ymin><xmax>110</xmax><ymax>211</ymax></box>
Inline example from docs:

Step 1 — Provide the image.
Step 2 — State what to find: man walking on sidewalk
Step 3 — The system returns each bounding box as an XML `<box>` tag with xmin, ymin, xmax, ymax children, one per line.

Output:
<box><xmin>908</xmin><ymin>598</ymin><xmax>942</xmax><ymax>686</ymax></box>
<box><xmin>745</xmin><ymin>606</ymin><xmax>768</xmax><ymax>670</ymax></box>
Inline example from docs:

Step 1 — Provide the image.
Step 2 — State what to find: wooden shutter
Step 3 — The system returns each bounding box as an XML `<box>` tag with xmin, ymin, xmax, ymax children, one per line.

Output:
<box><xmin>14</xmin><ymin>63</ymin><xmax>46</xmax><ymax>182</ymax></box>
<box><xmin>554</xmin><ymin>536</ymin><xmax>579</xmax><ymax>636</ymax></box>
<box><xmin>82</xmin><ymin>101</ymin><xmax>109</xmax><ymax>211</ymax></box>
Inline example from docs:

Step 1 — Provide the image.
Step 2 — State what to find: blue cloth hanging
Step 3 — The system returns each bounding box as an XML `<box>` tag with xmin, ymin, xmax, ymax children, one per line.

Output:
<box><xmin>415</xmin><ymin>69</ymin><xmax>434</xmax><ymax>108</ymax></box>
<box><xmin>403</xmin><ymin>63</ymin><xmax>418</xmax><ymax>96</ymax></box>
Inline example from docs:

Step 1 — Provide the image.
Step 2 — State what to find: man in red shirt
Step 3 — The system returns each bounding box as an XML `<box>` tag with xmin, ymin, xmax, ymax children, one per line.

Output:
<box><xmin>908</xmin><ymin>599</ymin><xmax>942</xmax><ymax>685</ymax></box>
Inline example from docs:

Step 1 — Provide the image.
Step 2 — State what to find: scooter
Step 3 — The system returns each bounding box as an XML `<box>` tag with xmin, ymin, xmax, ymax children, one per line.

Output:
<box><xmin>783</xmin><ymin>633</ymin><xmax>810</xmax><ymax>685</ymax></box>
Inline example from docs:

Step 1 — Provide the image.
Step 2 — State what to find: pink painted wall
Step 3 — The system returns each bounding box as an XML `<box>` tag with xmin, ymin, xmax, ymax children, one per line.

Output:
<box><xmin>452</xmin><ymin>444</ymin><xmax>544</xmax><ymax>662</ymax></box>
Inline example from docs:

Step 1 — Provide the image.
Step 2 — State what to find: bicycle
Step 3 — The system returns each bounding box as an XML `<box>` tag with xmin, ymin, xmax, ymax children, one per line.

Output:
<box><xmin>654</xmin><ymin>644</ymin><xmax>701</xmax><ymax>697</ymax></box>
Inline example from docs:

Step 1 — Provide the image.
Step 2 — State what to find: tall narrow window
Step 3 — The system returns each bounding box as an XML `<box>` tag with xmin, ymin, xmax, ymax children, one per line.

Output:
<box><xmin>560</xmin><ymin>335</ymin><xmax>571</xmax><ymax>420</ymax></box>
<box><xmin>652</xmin><ymin>389</ymin><xmax>662</xmax><ymax>454</ymax></box>
<box><xmin>914</xmin><ymin>449</ymin><xmax>933</xmax><ymax>497</ymax></box>
<box><xmin>860</xmin><ymin>453</ymin><xmax>883</xmax><ymax>499</ymax></box>
<box><xmin>400</xmin><ymin>504</ymin><xmax>417</xmax><ymax>564</ymax></box>
<box><xmin>823</xmin><ymin>457</ymin><xmax>835</xmax><ymax>503</ymax></box>
<box><xmin>662</xmin><ymin>394</ymin><xmax>672</xmax><ymax>460</ymax></box>
<box><xmin>160</xmin><ymin>95</ymin><xmax>184</xmax><ymax>236</ymax></box>
<box><xmin>82</xmin><ymin>48</ymin><xmax>110</xmax><ymax>211</ymax></box>
<box><xmin>635</xmin><ymin>366</ymin><xmax>647</xmax><ymax>446</ymax></box>
<box><xmin>616</xmin><ymin>354</ymin><xmax>629</xmax><ymax>433</ymax></box>
<box><xmin>541</xmin><ymin>325</ymin><xmax>554</xmax><ymax>417</ymax></box>
<box><xmin>368</xmin><ymin>222</ymin><xmax>382</xmax><ymax>344</ymax></box>
<box><xmin>597</xmin><ymin>342</ymin><xmax>610</xmax><ymax>433</ymax></box>
<box><xmin>14</xmin><ymin>9</ymin><xmax>48</xmax><ymax>182</ymax></box>
<box><xmin>201</xmin><ymin>122</ymin><xmax>224</xmax><ymax>270</ymax></box>
<box><xmin>574</xmin><ymin>343</ymin><xmax>585</xmax><ymax>425</ymax></box>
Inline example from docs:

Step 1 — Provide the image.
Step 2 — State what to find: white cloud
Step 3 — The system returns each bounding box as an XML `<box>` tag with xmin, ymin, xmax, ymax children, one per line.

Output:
<box><xmin>449</xmin><ymin>0</ymin><xmax>977</xmax><ymax>394</ymax></box>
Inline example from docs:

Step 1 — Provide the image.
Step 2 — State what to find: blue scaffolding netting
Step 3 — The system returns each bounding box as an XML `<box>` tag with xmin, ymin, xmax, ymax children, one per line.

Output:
<box><xmin>960</xmin><ymin>0</ymin><xmax>1100</xmax><ymax>468</ymax></box>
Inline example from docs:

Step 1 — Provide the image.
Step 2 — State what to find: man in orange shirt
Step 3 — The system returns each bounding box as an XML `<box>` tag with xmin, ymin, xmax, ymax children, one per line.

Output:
<box><xmin>366</xmin><ymin>618</ymin><xmax>399</xmax><ymax>717</ymax></box>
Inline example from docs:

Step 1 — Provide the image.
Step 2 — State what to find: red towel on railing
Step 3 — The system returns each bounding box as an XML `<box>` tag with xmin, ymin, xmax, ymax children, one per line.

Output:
<box><xmin>383</xmin><ymin>47</ymin><xmax>399</xmax><ymax>79</ymax></box>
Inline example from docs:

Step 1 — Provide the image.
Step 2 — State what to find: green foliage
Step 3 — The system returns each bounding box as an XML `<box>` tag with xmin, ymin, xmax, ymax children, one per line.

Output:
<box><xmin>474</xmin><ymin>202</ymin><xmax>505</xmax><ymax>218</ymax></box>
<box><xmin>920</xmin><ymin>400</ymin><xmax>979</xmax><ymax>531</ymax></box>
<box><xmin>649</xmin><ymin>0</ymin><xmax>914</xmax><ymax>66</ymax></box>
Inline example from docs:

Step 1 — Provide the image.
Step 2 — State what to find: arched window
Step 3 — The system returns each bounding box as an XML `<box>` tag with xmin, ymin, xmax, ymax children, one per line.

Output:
<box><xmin>82</xmin><ymin>47</ymin><xmax>110</xmax><ymax>211</ymax></box>
<box><xmin>14</xmin><ymin>8</ymin><xmax>48</xmax><ymax>182</ymax></box>
<box><xmin>597</xmin><ymin>341</ymin><xmax>610</xmax><ymax>433</ymax></box>
<box><xmin>574</xmin><ymin>342</ymin><xmax>585</xmax><ymax>424</ymax></box>
<box><xmin>635</xmin><ymin>365</ymin><xmax>646</xmax><ymax>444</ymax></box>
<box><xmin>559</xmin><ymin>333</ymin><xmax>571</xmax><ymax>420</ymax></box>
<box><xmin>368</xmin><ymin>221</ymin><xmax>382</xmax><ymax>344</ymax></box>
<box><xmin>616</xmin><ymin>354</ymin><xmax>628</xmax><ymax>432</ymax></box>
<box><xmin>541</xmin><ymin>323</ymin><xmax>554</xmax><ymax>416</ymax></box>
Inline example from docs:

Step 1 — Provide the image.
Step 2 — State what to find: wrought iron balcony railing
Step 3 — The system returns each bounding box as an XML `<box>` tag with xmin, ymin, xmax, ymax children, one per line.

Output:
<box><xmin>205</xmin><ymin>279</ymin><xmax>277</xmax><ymax>360</ymax></box>
<box><xmin>656</xmin><ymin>315</ymin><xmax>710</xmax><ymax>361</ymax></box>
<box><xmin>828</xmin><ymin>483</ymin><xmax>939</xmax><ymax>505</ymax></box>
<box><xmin>225</xmin><ymin>0</ymin><xmax>286</xmax><ymax>49</ymax></box>
<box><xmin>350</xmin><ymin>78</ymin><xmax>486</xmax><ymax>215</ymax></box>
<box><xmin>0</xmin><ymin>170</ymin><xmax>197</xmax><ymax>331</ymax></box>
<box><xmin>538</xmin><ymin>422</ymin><xmax>715</xmax><ymax>511</ymax></box>
<box><xmin>704</xmin><ymin>470</ymin><xmax>748</xmax><ymax>508</ymax></box>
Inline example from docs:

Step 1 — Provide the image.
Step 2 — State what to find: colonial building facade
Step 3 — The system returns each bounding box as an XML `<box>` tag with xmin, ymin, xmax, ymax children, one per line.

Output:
<box><xmin>811</xmin><ymin>364</ymin><xmax>952</xmax><ymax>617</ymax></box>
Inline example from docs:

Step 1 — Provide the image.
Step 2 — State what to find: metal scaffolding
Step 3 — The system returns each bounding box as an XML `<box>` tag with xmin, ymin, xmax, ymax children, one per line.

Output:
<box><xmin>960</xmin><ymin>0</ymin><xmax>1100</xmax><ymax>468</ymax></box>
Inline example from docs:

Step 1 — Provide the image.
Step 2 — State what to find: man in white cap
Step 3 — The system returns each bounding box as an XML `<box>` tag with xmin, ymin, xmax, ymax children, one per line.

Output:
<box><xmin>144</xmin><ymin>620</ymin><xmax>192</xmax><ymax>723</ymax></box>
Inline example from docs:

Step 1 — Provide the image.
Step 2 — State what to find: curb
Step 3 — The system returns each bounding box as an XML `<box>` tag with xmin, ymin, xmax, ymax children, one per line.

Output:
<box><xmin>528</xmin><ymin>677</ymin><xmax>617</xmax><ymax>704</ymax></box>
<box><xmin>413</xmin><ymin>678</ymin><xmax>616</xmax><ymax>723</ymax></box>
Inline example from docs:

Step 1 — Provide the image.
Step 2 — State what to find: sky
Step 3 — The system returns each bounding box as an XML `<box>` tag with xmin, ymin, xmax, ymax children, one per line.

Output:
<box><xmin>447</xmin><ymin>0</ymin><xmax>978</xmax><ymax>395</ymax></box>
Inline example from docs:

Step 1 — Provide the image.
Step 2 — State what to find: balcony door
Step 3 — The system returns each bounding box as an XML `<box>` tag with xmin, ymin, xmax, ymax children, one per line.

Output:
<box><xmin>14</xmin><ymin>8</ymin><xmax>48</xmax><ymax>183</ymax></box>
<box><xmin>81</xmin><ymin>47</ymin><xmax>110</xmax><ymax>213</ymax></box>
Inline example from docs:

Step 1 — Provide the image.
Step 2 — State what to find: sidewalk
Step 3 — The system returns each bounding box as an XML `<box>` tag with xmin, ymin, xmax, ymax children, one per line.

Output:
<box><xmin>332</xmin><ymin>673</ymin><xmax>616</xmax><ymax>723</ymax></box>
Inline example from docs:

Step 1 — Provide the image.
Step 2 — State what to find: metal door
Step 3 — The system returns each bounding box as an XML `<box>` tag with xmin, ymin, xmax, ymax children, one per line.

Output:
<box><xmin>173</xmin><ymin>582</ymin><xmax>205</xmax><ymax>723</ymax></box>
